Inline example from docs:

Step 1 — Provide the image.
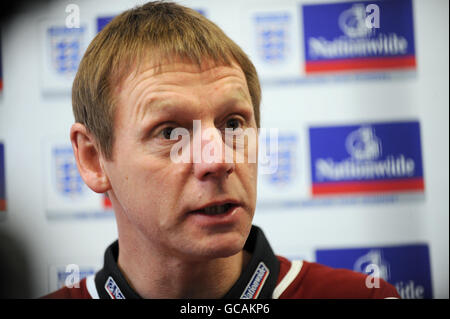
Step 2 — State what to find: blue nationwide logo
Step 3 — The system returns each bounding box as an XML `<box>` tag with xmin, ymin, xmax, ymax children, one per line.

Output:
<box><xmin>302</xmin><ymin>0</ymin><xmax>416</xmax><ymax>73</ymax></box>
<box><xmin>309</xmin><ymin>121</ymin><xmax>424</xmax><ymax>196</ymax></box>
<box><xmin>316</xmin><ymin>244</ymin><xmax>433</xmax><ymax>299</ymax></box>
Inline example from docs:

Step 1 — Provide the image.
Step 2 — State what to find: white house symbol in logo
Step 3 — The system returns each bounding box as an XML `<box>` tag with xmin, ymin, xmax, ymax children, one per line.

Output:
<box><xmin>354</xmin><ymin>249</ymin><xmax>390</xmax><ymax>281</ymax></box>
<box><xmin>338</xmin><ymin>4</ymin><xmax>372</xmax><ymax>38</ymax></box>
<box><xmin>345</xmin><ymin>126</ymin><xmax>382</xmax><ymax>161</ymax></box>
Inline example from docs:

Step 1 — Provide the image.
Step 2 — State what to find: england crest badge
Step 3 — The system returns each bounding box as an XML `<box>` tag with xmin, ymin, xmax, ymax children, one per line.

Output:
<box><xmin>40</xmin><ymin>20</ymin><xmax>88</xmax><ymax>92</ymax></box>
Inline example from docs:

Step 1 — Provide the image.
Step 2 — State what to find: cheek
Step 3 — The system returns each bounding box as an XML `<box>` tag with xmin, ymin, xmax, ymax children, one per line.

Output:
<box><xmin>112</xmin><ymin>160</ymin><xmax>190</xmax><ymax>214</ymax></box>
<box><xmin>238</xmin><ymin>163</ymin><xmax>258</xmax><ymax>196</ymax></box>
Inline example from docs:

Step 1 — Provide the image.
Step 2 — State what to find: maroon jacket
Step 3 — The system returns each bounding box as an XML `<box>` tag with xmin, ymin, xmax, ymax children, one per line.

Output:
<box><xmin>43</xmin><ymin>226</ymin><xmax>400</xmax><ymax>299</ymax></box>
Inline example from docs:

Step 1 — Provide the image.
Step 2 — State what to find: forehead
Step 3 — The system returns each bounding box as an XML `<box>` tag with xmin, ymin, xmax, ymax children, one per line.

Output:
<box><xmin>114</xmin><ymin>56</ymin><xmax>252</xmax><ymax>118</ymax></box>
<box><xmin>123</xmin><ymin>56</ymin><xmax>247</xmax><ymax>90</ymax></box>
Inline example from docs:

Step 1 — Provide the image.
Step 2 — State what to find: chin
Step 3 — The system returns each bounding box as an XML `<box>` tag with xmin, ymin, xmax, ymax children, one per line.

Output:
<box><xmin>198</xmin><ymin>230</ymin><xmax>249</xmax><ymax>259</ymax></box>
<box><xmin>175</xmin><ymin>220</ymin><xmax>253</xmax><ymax>261</ymax></box>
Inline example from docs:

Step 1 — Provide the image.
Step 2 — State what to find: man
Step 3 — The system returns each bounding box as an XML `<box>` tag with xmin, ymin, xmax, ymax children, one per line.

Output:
<box><xmin>44</xmin><ymin>1</ymin><xmax>399</xmax><ymax>299</ymax></box>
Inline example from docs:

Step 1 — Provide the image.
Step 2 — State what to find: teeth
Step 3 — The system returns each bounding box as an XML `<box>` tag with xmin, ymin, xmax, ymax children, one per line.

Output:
<box><xmin>203</xmin><ymin>204</ymin><xmax>230</xmax><ymax>215</ymax></box>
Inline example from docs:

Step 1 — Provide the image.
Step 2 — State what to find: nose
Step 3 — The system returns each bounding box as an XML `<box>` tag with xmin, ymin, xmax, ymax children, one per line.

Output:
<box><xmin>192</xmin><ymin>123</ymin><xmax>235</xmax><ymax>181</ymax></box>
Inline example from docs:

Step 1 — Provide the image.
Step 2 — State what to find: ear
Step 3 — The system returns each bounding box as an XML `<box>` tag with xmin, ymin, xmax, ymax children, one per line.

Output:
<box><xmin>70</xmin><ymin>123</ymin><xmax>111</xmax><ymax>193</ymax></box>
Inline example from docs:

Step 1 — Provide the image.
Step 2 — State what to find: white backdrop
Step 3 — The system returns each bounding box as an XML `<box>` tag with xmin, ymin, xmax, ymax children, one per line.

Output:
<box><xmin>0</xmin><ymin>0</ymin><xmax>448</xmax><ymax>298</ymax></box>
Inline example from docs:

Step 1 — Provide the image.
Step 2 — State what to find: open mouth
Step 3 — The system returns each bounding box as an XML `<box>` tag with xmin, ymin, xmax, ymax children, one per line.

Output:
<box><xmin>191</xmin><ymin>203</ymin><xmax>238</xmax><ymax>216</ymax></box>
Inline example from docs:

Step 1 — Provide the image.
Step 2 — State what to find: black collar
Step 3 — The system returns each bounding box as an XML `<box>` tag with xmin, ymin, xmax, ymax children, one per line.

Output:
<box><xmin>94</xmin><ymin>225</ymin><xmax>280</xmax><ymax>299</ymax></box>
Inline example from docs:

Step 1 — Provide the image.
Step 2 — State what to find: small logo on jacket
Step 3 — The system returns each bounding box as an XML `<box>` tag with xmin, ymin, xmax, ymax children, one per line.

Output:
<box><xmin>105</xmin><ymin>276</ymin><xmax>125</xmax><ymax>299</ymax></box>
<box><xmin>240</xmin><ymin>262</ymin><xmax>270</xmax><ymax>299</ymax></box>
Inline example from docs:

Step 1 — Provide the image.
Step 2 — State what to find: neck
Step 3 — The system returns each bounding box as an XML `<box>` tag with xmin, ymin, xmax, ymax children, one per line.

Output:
<box><xmin>116</xmin><ymin>229</ymin><xmax>251</xmax><ymax>299</ymax></box>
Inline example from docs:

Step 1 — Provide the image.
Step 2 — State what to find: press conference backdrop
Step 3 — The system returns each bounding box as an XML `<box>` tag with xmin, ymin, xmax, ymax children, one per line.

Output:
<box><xmin>0</xmin><ymin>0</ymin><xmax>448</xmax><ymax>299</ymax></box>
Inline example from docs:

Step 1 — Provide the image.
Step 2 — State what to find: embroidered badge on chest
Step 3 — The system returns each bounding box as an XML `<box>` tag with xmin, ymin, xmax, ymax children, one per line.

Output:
<box><xmin>240</xmin><ymin>262</ymin><xmax>270</xmax><ymax>299</ymax></box>
<box><xmin>105</xmin><ymin>276</ymin><xmax>125</xmax><ymax>299</ymax></box>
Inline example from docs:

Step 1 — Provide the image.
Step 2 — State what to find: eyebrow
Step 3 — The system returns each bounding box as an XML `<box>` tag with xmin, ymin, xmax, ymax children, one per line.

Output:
<box><xmin>142</xmin><ymin>98</ymin><xmax>179</xmax><ymax>117</ymax></box>
<box><xmin>139</xmin><ymin>86</ymin><xmax>252</xmax><ymax>120</ymax></box>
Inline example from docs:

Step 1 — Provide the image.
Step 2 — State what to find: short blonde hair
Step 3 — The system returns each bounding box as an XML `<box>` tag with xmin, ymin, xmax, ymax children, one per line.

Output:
<box><xmin>72</xmin><ymin>1</ymin><xmax>261</xmax><ymax>159</ymax></box>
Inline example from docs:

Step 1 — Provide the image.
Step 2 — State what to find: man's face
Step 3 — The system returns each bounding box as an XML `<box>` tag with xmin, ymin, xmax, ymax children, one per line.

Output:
<box><xmin>103</xmin><ymin>58</ymin><xmax>258</xmax><ymax>261</ymax></box>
